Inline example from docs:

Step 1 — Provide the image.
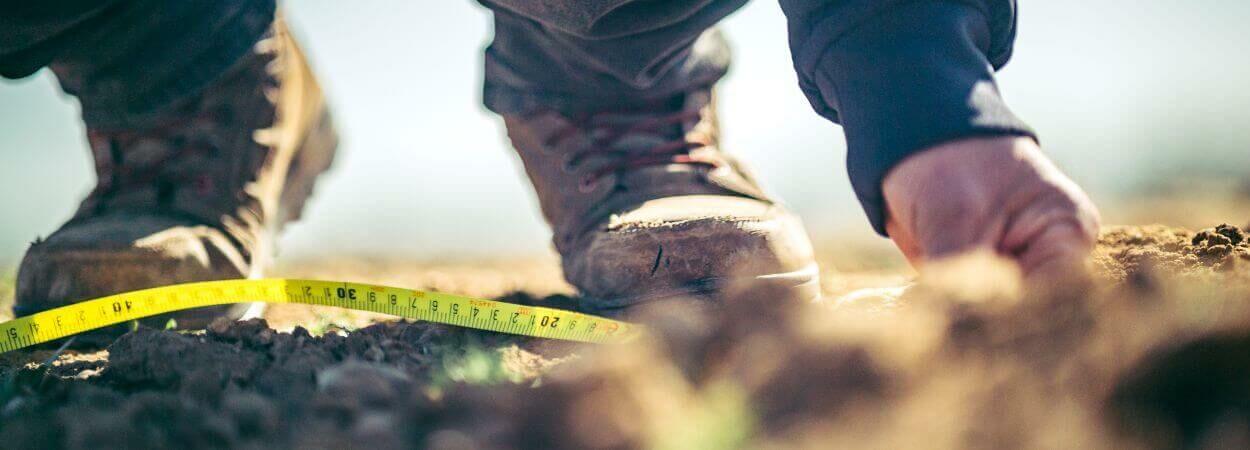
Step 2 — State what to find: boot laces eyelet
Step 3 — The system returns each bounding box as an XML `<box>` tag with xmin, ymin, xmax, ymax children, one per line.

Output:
<box><xmin>578</xmin><ymin>174</ymin><xmax>599</xmax><ymax>193</ymax></box>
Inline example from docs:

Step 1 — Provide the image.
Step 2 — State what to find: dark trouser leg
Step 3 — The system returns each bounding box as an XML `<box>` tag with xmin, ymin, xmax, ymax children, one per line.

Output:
<box><xmin>477</xmin><ymin>0</ymin><xmax>748</xmax><ymax>114</ymax></box>
<box><xmin>0</xmin><ymin>0</ymin><xmax>277</xmax><ymax>128</ymax></box>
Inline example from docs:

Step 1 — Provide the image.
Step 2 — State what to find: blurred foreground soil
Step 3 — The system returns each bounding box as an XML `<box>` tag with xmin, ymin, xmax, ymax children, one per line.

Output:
<box><xmin>3</xmin><ymin>221</ymin><xmax>1250</xmax><ymax>449</ymax></box>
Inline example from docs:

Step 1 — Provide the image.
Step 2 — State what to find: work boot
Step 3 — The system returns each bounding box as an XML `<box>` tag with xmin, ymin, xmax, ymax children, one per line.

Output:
<box><xmin>504</xmin><ymin>90</ymin><xmax>819</xmax><ymax>313</ymax></box>
<box><xmin>14</xmin><ymin>20</ymin><xmax>337</xmax><ymax>342</ymax></box>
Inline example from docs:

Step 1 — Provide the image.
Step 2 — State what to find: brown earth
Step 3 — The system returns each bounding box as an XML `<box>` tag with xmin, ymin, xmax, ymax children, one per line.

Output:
<box><xmin>3</xmin><ymin>224</ymin><xmax>1250</xmax><ymax>449</ymax></box>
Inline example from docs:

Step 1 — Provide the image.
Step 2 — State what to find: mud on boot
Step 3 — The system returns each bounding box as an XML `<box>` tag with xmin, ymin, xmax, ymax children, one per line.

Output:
<box><xmin>13</xmin><ymin>20</ymin><xmax>338</xmax><ymax>346</ymax></box>
<box><xmin>503</xmin><ymin>89</ymin><xmax>819</xmax><ymax>315</ymax></box>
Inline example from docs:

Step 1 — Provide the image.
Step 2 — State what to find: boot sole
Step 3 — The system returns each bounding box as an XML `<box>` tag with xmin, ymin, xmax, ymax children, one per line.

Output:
<box><xmin>584</xmin><ymin>263</ymin><xmax>822</xmax><ymax>313</ymax></box>
<box><xmin>220</xmin><ymin>22</ymin><xmax>339</xmax><ymax>327</ymax></box>
<box><xmin>229</xmin><ymin>106</ymin><xmax>339</xmax><ymax>325</ymax></box>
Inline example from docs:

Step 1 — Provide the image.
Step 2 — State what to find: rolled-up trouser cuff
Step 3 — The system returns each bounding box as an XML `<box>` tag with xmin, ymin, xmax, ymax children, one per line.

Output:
<box><xmin>37</xmin><ymin>1</ymin><xmax>277</xmax><ymax>129</ymax></box>
<box><xmin>481</xmin><ymin>52</ymin><xmax>727</xmax><ymax>115</ymax></box>
<box><xmin>479</xmin><ymin>2</ymin><xmax>741</xmax><ymax>115</ymax></box>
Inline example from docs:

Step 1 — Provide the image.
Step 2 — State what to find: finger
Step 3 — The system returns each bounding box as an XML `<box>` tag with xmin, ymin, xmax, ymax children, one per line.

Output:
<box><xmin>1000</xmin><ymin>191</ymin><xmax>1100</xmax><ymax>255</ymax></box>
<box><xmin>1014</xmin><ymin>221</ymin><xmax>1096</xmax><ymax>279</ymax></box>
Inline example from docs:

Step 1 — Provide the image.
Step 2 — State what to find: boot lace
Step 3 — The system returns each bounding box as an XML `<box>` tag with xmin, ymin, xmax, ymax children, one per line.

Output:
<box><xmin>545</xmin><ymin>107</ymin><xmax>719</xmax><ymax>192</ymax></box>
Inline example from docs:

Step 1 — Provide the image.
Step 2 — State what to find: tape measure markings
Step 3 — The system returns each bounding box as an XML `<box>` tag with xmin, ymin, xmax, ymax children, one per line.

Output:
<box><xmin>0</xmin><ymin>279</ymin><xmax>640</xmax><ymax>354</ymax></box>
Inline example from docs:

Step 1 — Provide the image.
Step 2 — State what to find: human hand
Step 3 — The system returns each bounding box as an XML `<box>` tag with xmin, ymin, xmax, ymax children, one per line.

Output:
<box><xmin>882</xmin><ymin>136</ymin><xmax>1101</xmax><ymax>278</ymax></box>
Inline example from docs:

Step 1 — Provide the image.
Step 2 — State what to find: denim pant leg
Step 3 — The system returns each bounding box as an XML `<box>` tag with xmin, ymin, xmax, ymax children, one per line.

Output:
<box><xmin>0</xmin><ymin>0</ymin><xmax>276</xmax><ymax>129</ymax></box>
<box><xmin>478</xmin><ymin>0</ymin><xmax>748</xmax><ymax>115</ymax></box>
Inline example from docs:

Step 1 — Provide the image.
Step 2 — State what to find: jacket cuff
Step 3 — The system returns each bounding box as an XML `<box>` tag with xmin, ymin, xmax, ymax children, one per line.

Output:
<box><xmin>799</xmin><ymin>1</ymin><xmax>1035</xmax><ymax>235</ymax></box>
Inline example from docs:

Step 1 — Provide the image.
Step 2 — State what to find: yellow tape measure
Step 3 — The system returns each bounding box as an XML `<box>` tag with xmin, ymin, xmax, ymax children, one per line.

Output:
<box><xmin>0</xmin><ymin>279</ymin><xmax>642</xmax><ymax>353</ymax></box>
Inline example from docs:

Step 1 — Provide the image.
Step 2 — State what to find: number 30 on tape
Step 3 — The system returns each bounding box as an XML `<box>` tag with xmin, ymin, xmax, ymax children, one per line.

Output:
<box><xmin>0</xmin><ymin>279</ymin><xmax>642</xmax><ymax>353</ymax></box>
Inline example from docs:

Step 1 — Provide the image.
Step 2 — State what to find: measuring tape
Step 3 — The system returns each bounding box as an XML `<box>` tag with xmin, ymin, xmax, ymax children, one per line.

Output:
<box><xmin>0</xmin><ymin>279</ymin><xmax>642</xmax><ymax>354</ymax></box>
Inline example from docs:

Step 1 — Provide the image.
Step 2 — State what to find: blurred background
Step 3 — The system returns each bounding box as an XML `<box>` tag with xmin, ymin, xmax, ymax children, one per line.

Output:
<box><xmin>1</xmin><ymin>0</ymin><xmax>1248</xmax><ymax>266</ymax></box>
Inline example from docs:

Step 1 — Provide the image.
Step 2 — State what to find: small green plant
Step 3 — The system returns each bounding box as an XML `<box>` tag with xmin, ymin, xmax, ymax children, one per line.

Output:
<box><xmin>426</xmin><ymin>334</ymin><xmax>525</xmax><ymax>395</ymax></box>
<box><xmin>304</xmin><ymin>313</ymin><xmax>357</xmax><ymax>336</ymax></box>
<box><xmin>653</xmin><ymin>381</ymin><xmax>755</xmax><ymax>450</ymax></box>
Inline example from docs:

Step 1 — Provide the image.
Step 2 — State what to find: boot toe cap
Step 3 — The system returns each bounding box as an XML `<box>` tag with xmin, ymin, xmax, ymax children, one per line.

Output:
<box><xmin>564</xmin><ymin>195</ymin><xmax>818</xmax><ymax>308</ymax></box>
<box><xmin>14</xmin><ymin>215</ymin><xmax>250</xmax><ymax>321</ymax></box>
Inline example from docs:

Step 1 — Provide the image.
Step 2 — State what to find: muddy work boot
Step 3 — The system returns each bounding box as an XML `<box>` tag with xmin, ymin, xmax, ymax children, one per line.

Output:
<box><xmin>505</xmin><ymin>90</ymin><xmax>819</xmax><ymax>313</ymax></box>
<box><xmin>14</xmin><ymin>23</ymin><xmax>337</xmax><ymax>343</ymax></box>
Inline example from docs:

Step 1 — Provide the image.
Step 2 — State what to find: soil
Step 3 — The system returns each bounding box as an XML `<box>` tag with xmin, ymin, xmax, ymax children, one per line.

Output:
<box><xmin>4</xmin><ymin>225</ymin><xmax>1250</xmax><ymax>449</ymax></box>
<box><xmin>1095</xmin><ymin>223</ymin><xmax>1250</xmax><ymax>281</ymax></box>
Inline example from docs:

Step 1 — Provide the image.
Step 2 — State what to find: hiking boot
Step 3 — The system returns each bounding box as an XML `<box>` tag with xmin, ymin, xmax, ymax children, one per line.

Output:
<box><xmin>504</xmin><ymin>90</ymin><xmax>819</xmax><ymax>313</ymax></box>
<box><xmin>13</xmin><ymin>20</ymin><xmax>337</xmax><ymax>342</ymax></box>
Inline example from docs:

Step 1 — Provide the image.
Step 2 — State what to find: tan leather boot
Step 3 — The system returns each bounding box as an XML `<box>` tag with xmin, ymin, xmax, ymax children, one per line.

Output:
<box><xmin>13</xmin><ymin>20</ymin><xmax>337</xmax><ymax>340</ymax></box>
<box><xmin>504</xmin><ymin>90</ymin><xmax>819</xmax><ymax>313</ymax></box>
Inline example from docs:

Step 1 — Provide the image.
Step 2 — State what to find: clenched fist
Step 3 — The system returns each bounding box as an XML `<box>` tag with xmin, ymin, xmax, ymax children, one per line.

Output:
<box><xmin>882</xmin><ymin>136</ymin><xmax>1101</xmax><ymax>278</ymax></box>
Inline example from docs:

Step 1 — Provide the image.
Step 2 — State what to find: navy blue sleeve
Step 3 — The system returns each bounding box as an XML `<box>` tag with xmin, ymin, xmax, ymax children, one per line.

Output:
<box><xmin>779</xmin><ymin>0</ymin><xmax>1035</xmax><ymax>235</ymax></box>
